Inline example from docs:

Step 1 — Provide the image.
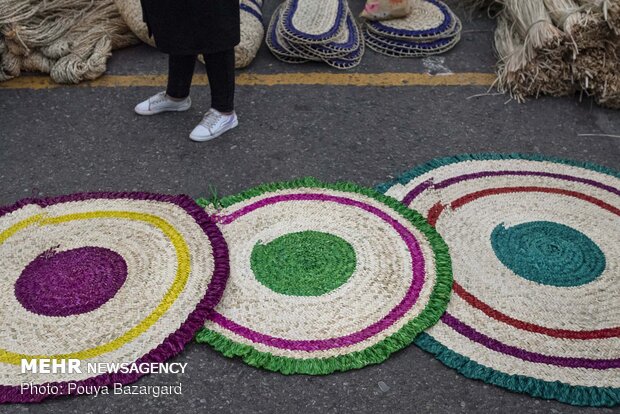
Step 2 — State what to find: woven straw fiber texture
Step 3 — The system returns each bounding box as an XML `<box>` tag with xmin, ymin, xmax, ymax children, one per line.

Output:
<box><xmin>281</xmin><ymin>0</ymin><xmax>346</xmax><ymax>42</ymax></box>
<box><xmin>366</xmin><ymin>0</ymin><xmax>459</xmax><ymax>40</ymax></box>
<box><xmin>195</xmin><ymin>178</ymin><xmax>452</xmax><ymax>375</ymax></box>
<box><xmin>114</xmin><ymin>0</ymin><xmax>264</xmax><ymax>68</ymax></box>
<box><xmin>363</xmin><ymin>0</ymin><xmax>462</xmax><ymax>58</ymax></box>
<box><xmin>364</xmin><ymin>25</ymin><xmax>460</xmax><ymax>57</ymax></box>
<box><xmin>0</xmin><ymin>193</ymin><xmax>229</xmax><ymax>403</ymax></box>
<box><xmin>267</xmin><ymin>0</ymin><xmax>364</xmax><ymax>69</ymax></box>
<box><xmin>114</xmin><ymin>0</ymin><xmax>153</xmax><ymax>46</ymax></box>
<box><xmin>378</xmin><ymin>153</ymin><xmax>620</xmax><ymax>407</ymax></box>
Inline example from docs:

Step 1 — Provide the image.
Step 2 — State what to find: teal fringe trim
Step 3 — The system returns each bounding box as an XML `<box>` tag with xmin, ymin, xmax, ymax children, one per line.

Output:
<box><xmin>375</xmin><ymin>152</ymin><xmax>620</xmax><ymax>193</ymax></box>
<box><xmin>415</xmin><ymin>333</ymin><xmax>620</xmax><ymax>407</ymax></box>
<box><xmin>196</xmin><ymin>177</ymin><xmax>453</xmax><ymax>375</ymax></box>
<box><xmin>376</xmin><ymin>153</ymin><xmax>620</xmax><ymax>407</ymax></box>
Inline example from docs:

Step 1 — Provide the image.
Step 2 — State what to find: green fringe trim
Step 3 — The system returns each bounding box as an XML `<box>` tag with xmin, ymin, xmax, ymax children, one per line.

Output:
<box><xmin>415</xmin><ymin>333</ymin><xmax>620</xmax><ymax>407</ymax></box>
<box><xmin>196</xmin><ymin>177</ymin><xmax>453</xmax><ymax>375</ymax></box>
<box><xmin>375</xmin><ymin>152</ymin><xmax>620</xmax><ymax>194</ymax></box>
<box><xmin>376</xmin><ymin>154</ymin><xmax>620</xmax><ymax>407</ymax></box>
<box><xmin>202</xmin><ymin>184</ymin><xmax>222</xmax><ymax>210</ymax></box>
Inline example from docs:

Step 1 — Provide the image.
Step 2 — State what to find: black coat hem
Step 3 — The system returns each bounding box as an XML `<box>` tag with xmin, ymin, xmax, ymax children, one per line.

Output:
<box><xmin>139</xmin><ymin>0</ymin><xmax>240</xmax><ymax>56</ymax></box>
<box><xmin>153</xmin><ymin>39</ymin><xmax>241</xmax><ymax>56</ymax></box>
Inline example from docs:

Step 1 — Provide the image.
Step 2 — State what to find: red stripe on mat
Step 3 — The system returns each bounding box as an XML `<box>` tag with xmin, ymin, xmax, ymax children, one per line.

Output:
<box><xmin>450</xmin><ymin>186</ymin><xmax>620</xmax><ymax>216</ymax></box>
<box><xmin>453</xmin><ymin>282</ymin><xmax>620</xmax><ymax>339</ymax></box>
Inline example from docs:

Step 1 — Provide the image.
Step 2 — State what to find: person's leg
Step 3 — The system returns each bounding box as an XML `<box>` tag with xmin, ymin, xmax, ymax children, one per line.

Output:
<box><xmin>202</xmin><ymin>48</ymin><xmax>235</xmax><ymax>113</ymax></box>
<box><xmin>188</xmin><ymin>48</ymin><xmax>237</xmax><ymax>141</ymax></box>
<box><xmin>134</xmin><ymin>54</ymin><xmax>195</xmax><ymax>115</ymax></box>
<box><xmin>166</xmin><ymin>54</ymin><xmax>197</xmax><ymax>99</ymax></box>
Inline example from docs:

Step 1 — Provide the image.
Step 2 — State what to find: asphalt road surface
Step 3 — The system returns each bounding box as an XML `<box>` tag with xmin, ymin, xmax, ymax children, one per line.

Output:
<box><xmin>0</xmin><ymin>1</ymin><xmax>618</xmax><ymax>413</ymax></box>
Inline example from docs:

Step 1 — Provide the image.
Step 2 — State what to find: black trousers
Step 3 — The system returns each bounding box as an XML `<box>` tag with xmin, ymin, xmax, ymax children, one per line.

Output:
<box><xmin>166</xmin><ymin>48</ymin><xmax>235</xmax><ymax>113</ymax></box>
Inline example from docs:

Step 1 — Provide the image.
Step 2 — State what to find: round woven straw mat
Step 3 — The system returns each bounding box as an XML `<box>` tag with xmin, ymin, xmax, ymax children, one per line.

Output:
<box><xmin>364</xmin><ymin>25</ymin><xmax>460</xmax><ymax>58</ymax></box>
<box><xmin>0</xmin><ymin>193</ymin><xmax>229</xmax><ymax>403</ymax></box>
<box><xmin>366</xmin><ymin>0</ymin><xmax>458</xmax><ymax>41</ymax></box>
<box><xmin>378</xmin><ymin>154</ymin><xmax>620</xmax><ymax>407</ymax></box>
<box><xmin>298</xmin><ymin>13</ymin><xmax>361</xmax><ymax>58</ymax></box>
<box><xmin>282</xmin><ymin>0</ymin><xmax>347</xmax><ymax>43</ymax></box>
<box><xmin>196</xmin><ymin>178</ymin><xmax>452</xmax><ymax>375</ymax></box>
<box><xmin>266</xmin><ymin>5</ymin><xmax>309</xmax><ymax>64</ymax></box>
<box><xmin>323</xmin><ymin>44</ymin><xmax>364</xmax><ymax>69</ymax></box>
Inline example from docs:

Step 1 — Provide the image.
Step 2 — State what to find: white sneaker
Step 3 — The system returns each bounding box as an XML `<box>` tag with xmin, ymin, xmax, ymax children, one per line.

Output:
<box><xmin>134</xmin><ymin>91</ymin><xmax>191</xmax><ymax>115</ymax></box>
<box><xmin>189</xmin><ymin>109</ymin><xmax>238</xmax><ymax>142</ymax></box>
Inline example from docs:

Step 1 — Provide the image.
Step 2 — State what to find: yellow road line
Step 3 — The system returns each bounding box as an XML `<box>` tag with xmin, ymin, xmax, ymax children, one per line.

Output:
<box><xmin>0</xmin><ymin>72</ymin><xmax>496</xmax><ymax>90</ymax></box>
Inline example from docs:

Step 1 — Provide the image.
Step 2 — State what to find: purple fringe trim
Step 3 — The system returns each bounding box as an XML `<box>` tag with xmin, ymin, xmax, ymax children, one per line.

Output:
<box><xmin>0</xmin><ymin>192</ymin><xmax>230</xmax><ymax>404</ymax></box>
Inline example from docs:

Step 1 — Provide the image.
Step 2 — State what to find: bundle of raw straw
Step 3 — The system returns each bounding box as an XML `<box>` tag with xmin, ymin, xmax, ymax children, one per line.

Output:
<box><xmin>0</xmin><ymin>0</ymin><xmax>139</xmax><ymax>84</ymax></box>
<box><xmin>468</xmin><ymin>0</ymin><xmax>620</xmax><ymax>108</ymax></box>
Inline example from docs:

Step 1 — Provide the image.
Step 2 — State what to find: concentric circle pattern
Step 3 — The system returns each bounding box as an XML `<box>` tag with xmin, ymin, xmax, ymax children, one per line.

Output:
<box><xmin>196</xmin><ymin>179</ymin><xmax>452</xmax><ymax>374</ymax></box>
<box><xmin>379</xmin><ymin>154</ymin><xmax>620</xmax><ymax>407</ymax></box>
<box><xmin>251</xmin><ymin>230</ymin><xmax>357</xmax><ymax>296</ymax></box>
<box><xmin>0</xmin><ymin>193</ymin><xmax>229</xmax><ymax>403</ymax></box>
<box><xmin>15</xmin><ymin>246</ymin><xmax>128</xmax><ymax>317</ymax></box>
<box><xmin>490</xmin><ymin>221</ymin><xmax>606</xmax><ymax>287</ymax></box>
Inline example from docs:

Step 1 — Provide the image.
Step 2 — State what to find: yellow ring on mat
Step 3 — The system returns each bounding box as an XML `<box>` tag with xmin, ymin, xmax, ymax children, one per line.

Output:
<box><xmin>0</xmin><ymin>211</ymin><xmax>190</xmax><ymax>364</ymax></box>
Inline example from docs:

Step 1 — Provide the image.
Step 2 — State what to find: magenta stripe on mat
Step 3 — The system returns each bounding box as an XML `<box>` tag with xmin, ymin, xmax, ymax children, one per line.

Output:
<box><xmin>401</xmin><ymin>179</ymin><xmax>434</xmax><ymax>206</ymax></box>
<box><xmin>210</xmin><ymin>192</ymin><xmax>428</xmax><ymax>351</ymax></box>
<box><xmin>403</xmin><ymin>170</ymin><xmax>619</xmax><ymax>205</ymax></box>
<box><xmin>441</xmin><ymin>313</ymin><xmax>620</xmax><ymax>369</ymax></box>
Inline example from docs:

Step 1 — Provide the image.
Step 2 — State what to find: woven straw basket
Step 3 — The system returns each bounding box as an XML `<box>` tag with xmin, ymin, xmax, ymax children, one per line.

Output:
<box><xmin>113</xmin><ymin>0</ymin><xmax>264</xmax><ymax>68</ymax></box>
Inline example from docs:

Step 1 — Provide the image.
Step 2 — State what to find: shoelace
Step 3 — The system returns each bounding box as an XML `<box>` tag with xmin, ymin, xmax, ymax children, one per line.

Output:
<box><xmin>148</xmin><ymin>92</ymin><xmax>168</xmax><ymax>108</ymax></box>
<box><xmin>199</xmin><ymin>111</ymin><xmax>222</xmax><ymax>132</ymax></box>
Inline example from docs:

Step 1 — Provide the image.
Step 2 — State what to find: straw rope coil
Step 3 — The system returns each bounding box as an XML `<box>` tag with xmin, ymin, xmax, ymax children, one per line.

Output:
<box><xmin>195</xmin><ymin>178</ymin><xmax>452</xmax><ymax>375</ymax></box>
<box><xmin>0</xmin><ymin>0</ymin><xmax>140</xmax><ymax>84</ymax></box>
<box><xmin>378</xmin><ymin>153</ymin><xmax>620</xmax><ymax>407</ymax></box>
<box><xmin>0</xmin><ymin>192</ymin><xmax>229</xmax><ymax>403</ymax></box>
